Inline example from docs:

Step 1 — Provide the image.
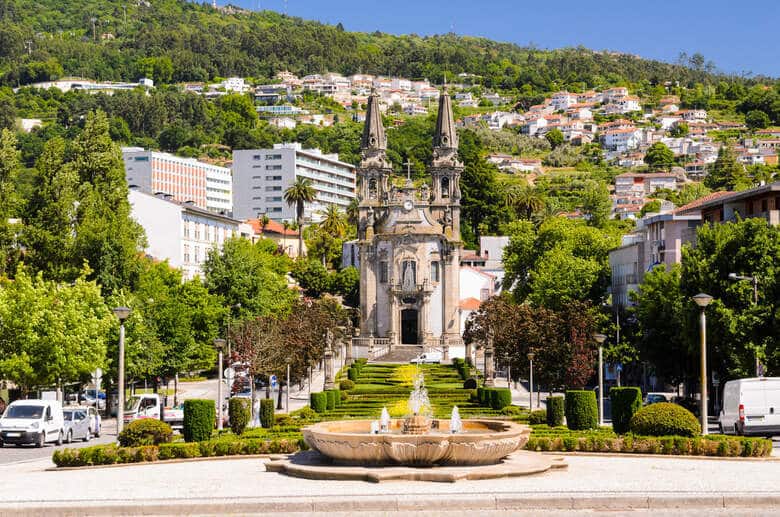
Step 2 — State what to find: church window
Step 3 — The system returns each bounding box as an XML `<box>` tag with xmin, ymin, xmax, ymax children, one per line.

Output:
<box><xmin>379</xmin><ymin>261</ymin><xmax>388</xmax><ymax>283</ymax></box>
<box><xmin>431</xmin><ymin>261</ymin><xmax>440</xmax><ymax>282</ymax></box>
<box><xmin>368</xmin><ymin>178</ymin><xmax>378</xmax><ymax>200</ymax></box>
<box><xmin>441</xmin><ymin>177</ymin><xmax>450</xmax><ymax>198</ymax></box>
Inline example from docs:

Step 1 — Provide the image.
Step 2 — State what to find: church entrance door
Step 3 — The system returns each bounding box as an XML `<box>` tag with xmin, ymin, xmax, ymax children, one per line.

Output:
<box><xmin>401</xmin><ymin>309</ymin><xmax>419</xmax><ymax>344</ymax></box>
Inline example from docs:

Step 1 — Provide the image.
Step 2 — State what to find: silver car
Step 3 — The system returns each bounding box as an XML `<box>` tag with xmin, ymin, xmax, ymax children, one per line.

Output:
<box><xmin>62</xmin><ymin>408</ymin><xmax>92</xmax><ymax>443</ymax></box>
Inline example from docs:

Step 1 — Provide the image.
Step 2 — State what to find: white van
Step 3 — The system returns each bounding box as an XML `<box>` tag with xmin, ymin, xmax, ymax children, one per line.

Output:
<box><xmin>718</xmin><ymin>377</ymin><xmax>780</xmax><ymax>437</ymax></box>
<box><xmin>410</xmin><ymin>352</ymin><xmax>442</xmax><ymax>364</ymax></box>
<box><xmin>0</xmin><ymin>399</ymin><xmax>65</xmax><ymax>447</ymax></box>
<box><xmin>123</xmin><ymin>394</ymin><xmax>161</xmax><ymax>426</ymax></box>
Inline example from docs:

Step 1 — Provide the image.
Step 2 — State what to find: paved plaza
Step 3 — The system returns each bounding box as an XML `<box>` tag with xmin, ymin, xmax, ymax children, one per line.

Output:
<box><xmin>1</xmin><ymin>452</ymin><xmax>779</xmax><ymax>515</ymax></box>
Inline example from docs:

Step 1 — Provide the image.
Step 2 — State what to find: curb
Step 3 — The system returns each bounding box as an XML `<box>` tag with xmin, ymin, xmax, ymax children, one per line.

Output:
<box><xmin>3</xmin><ymin>493</ymin><xmax>780</xmax><ymax>515</ymax></box>
<box><xmin>545</xmin><ymin>451</ymin><xmax>780</xmax><ymax>462</ymax></box>
<box><xmin>45</xmin><ymin>454</ymin><xmax>289</xmax><ymax>472</ymax></box>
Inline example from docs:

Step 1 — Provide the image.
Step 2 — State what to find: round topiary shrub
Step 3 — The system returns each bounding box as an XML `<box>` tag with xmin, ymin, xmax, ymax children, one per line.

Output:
<box><xmin>500</xmin><ymin>405</ymin><xmax>523</xmax><ymax>416</ymax></box>
<box><xmin>463</xmin><ymin>378</ymin><xmax>477</xmax><ymax>389</ymax></box>
<box><xmin>228</xmin><ymin>397</ymin><xmax>251</xmax><ymax>436</ymax></box>
<box><xmin>610</xmin><ymin>387</ymin><xmax>643</xmax><ymax>434</ymax></box>
<box><xmin>490</xmin><ymin>388</ymin><xmax>512</xmax><ymax>410</ymax></box>
<box><xmin>528</xmin><ymin>409</ymin><xmax>547</xmax><ymax>424</ymax></box>
<box><xmin>565</xmin><ymin>390</ymin><xmax>598</xmax><ymax>430</ymax></box>
<box><xmin>546</xmin><ymin>396</ymin><xmax>564</xmax><ymax>427</ymax></box>
<box><xmin>339</xmin><ymin>379</ymin><xmax>355</xmax><ymax>391</ymax></box>
<box><xmin>183</xmin><ymin>399</ymin><xmax>216</xmax><ymax>443</ymax></box>
<box><xmin>629</xmin><ymin>402</ymin><xmax>701</xmax><ymax>437</ymax></box>
<box><xmin>118</xmin><ymin>418</ymin><xmax>173</xmax><ymax>447</ymax></box>
<box><xmin>260</xmin><ymin>398</ymin><xmax>275</xmax><ymax>428</ymax></box>
<box><xmin>310</xmin><ymin>392</ymin><xmax>327</xmax><ymax>413</ymax></box>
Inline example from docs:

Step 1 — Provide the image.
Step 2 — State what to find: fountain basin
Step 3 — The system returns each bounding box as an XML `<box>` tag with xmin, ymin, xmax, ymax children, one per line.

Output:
<box><xmin>302</xmin><ymin>419</ymin><xmax>530</xmax><ymax>466</ymax></box>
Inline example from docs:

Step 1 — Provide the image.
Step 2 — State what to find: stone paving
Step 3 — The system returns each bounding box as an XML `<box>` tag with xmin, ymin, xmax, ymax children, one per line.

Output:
<box><xmin>1</xmin><ymin>452</ymin><xmax>779</xmax><ymax>514</ymax></box>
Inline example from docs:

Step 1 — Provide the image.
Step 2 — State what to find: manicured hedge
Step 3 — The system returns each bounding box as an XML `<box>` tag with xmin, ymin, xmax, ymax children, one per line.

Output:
<box><xmin>118</xmin><ymin>418</ymin><xmax>173</xmax><ymax>447</ymax></box>
<box><xmin>565</xmin><ymin>390</ymin><xmax>598</xmax><ymax>430</ymax></box>
<box><xmin>476</xmin><ymin>387</ymin><xmax>486</xmax><ymax>405</ymax></box>
<box><xmin>546</xmin><ymin>396</ymin><xmax>564</xmax><ymax>427</ymax></box>
<box><xmin>525</xmin><ymin>432</ymin><xmax>772</xmax><ymax>457</ymax></box>
<box><xmin>489</xmin><ymin>388</ymin><xmax>512</xmax><ymax>410</ymax></box>
<box><xmin>463</xmin><ymin>378</ymin><xmax>477</xmax><ymax>389</ymax></box>
<box><xmin>630</xmin><ymin>402</ymin><xmax>701</xmax><ymax>437</ymax></box>
<box><xmin>52</xmin><ymin>438</ymin><xmax>303</xmax><ymax>467</ymax></box>
<box><xmin>528</xmin><ymin>409</ymin><xmax>547</xmax><ymax>425</ymax></box>
<box><xmin>325</xmin><ymin>390</ymin><xmax>337</xmax><ymax>410</ymax></box>
<box><xmin>347</xmin><ymin>367</ymin><xmax>358</xmax><ymax>382</ymax></box>
<box><xmin>310</xmin><ymin>392</ymin><xmax>327</xmax><ymax>413</ymax></box>
<box><xmin>339</xmin><ymin>379</ymin><xmax>355</xmax><ymax>390</ymax></box>
<box><xmin>183</xmin><ymin>399</ymin><xmax>216</xmax><ymax>443</ymax></box>
<box><xmin>610</xmin><ymin>387</ymin><xmax>643</xmax><ymax>434</ymax></box>
<box><xmin>229</xmin><ymin>398</ymin><xmax>250</xmax><ymax>436</ymax></box>
<box><xmin>260</xmin><ymin>398</ymin><xmax>275</xmax><ymax>428</ymax></box>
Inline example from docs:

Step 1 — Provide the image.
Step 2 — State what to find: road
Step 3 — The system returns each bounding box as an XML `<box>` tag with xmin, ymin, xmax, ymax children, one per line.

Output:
<box><xmin>0</xmin><ymin>419</ymin><xmax>117</xmax><ymax>466</ymax></box>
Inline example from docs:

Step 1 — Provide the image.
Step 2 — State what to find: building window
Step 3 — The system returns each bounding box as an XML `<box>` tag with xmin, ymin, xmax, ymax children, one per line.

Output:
<box><xmin>194</xmin><ymin>224</ymin><xmax>201</xmax><ymax>240</ymax></box>
<box><xmin>266</xmin><ymin>165</ymin><xmax>282</xmax><ymax>171</ymax></box>
<box><xmin>480</xmin><ymin>288</ymin><xmax>490</xmax><ymax>301</ymax></box>
<box><xmin>266</xmin><ymin>186</ymin><xmax>282</xmax><ymax>192</ymax></box>
<box><xmin>265</xmin><ymin>154</ymin><xmax>282</xmax><ymax>160</ymax></box>
<box><xmin>431</xmin><ymin>261</ymin><xmax>440</xmax><ymax>282</ymax></box>
<box><xmin>368</xmin><ymin>178</ymin><xmax>378</xmax><ymax>199</ymax></box>
<box><xmin>441</xmin><ymin>177</ymin><xmax>450</xmax><ymax>198</ymax></box>
<box><xmin>253</xmin><ymin>155</ymin><xmax>262</xmax><ymax>160</ymax></box>
<box><xmin>379</xmin><ymin>261</ymin><xmax>388</xmax><ymax>283</ymax></box>
<box><xmin>265</xmin><ymin>175</ymin><xmax>282</xmax><ymax>181</ymax></box>
<box><xmin>270</xmin><ymin>207</ymin><xmax>282</xmax><ymax>212</ymax></box>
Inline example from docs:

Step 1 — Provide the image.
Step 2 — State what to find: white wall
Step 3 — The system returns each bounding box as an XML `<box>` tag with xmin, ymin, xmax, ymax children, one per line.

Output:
<box><xmin>129</xmin><ymin>190</ymin><xmax>183</xmax><ymax>268</ymax></box>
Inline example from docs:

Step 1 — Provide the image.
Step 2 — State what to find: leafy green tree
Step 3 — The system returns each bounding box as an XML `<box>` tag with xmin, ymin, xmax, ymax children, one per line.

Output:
<box><xmin>643</xmin><ymin>142</ymin><xmax>675</xmax><ymax>171</ymax></box>
<box><xmin>745</xmin><ymin>110</ymin><xmax>770</xmax><ymax>131</ymax></box>
<box><xmin>580</xmin><ymin>182</ymin><xmax>612</xmax><ymax>228</ymax></box>
<box><xmin>0</xmin><ymin>128</ymin><xmax>20</xmax><ymax>275</ymax></box>
<box><xmin>504</xmin><ymin>184</ymin><xmax>545</xmax><ymax>220</ymax></box>
<box><xmin>639</xmin><ymin>199</ymin><xmax>662</xmax><ymax>217</ymax></box>
<box><xmin>705</xmin><ymin>144</ymin><xmax>749</xmax><ymax>191</ymax></box>
<box><xmin>291</xmin><ymin>259</ymin><xmax>332</xmax><ymax>298</ymax></box>
<box><xmin>669</xmin><ymin>122</ymin><xmax>689</xmax><ymax>138</ymax></box>
<box><xmin>284</xmin><ymin>177</ymin><xmax>316</xmax><ymax>258</ymax></box>
<box><xmin>545</xmin><ymin>128</ymin><xmax>564</xmax><ymax>149</ymax></box>
<box><xmin>0</xmin><ymin>267</ymin><xmax>114</xmax><ymax>394</ymax></box>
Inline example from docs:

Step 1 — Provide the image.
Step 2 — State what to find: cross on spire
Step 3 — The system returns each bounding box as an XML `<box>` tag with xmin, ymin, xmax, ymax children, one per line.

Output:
<box><xmin>403</xmin><ymin>159</ymin><xmax>413</xmax><ymax>181</ymax></box>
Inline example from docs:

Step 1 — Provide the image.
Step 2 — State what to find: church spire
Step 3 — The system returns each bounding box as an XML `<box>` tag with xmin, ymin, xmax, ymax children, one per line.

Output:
<box><xmin>360</xmin><ymin>91</ymin><xmax>392</xmax><ymax>169</ymax></box>
<box><xmin>432</xmin><ymin>89</ymin><xmax>461</xmax><ymax>167</ymax></box>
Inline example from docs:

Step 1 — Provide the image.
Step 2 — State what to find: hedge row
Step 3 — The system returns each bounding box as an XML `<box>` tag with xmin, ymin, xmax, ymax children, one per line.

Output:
<box><xmin>452</xmin><ymin>358</ymin><xmax>469</xmax><ymax>380</ymax></box>
<box><xmin>52</xmin><ymin>438</ymin><xmax>304</xmax><ymax>468</ymax></box>
<box><xmin>476</xmin><ymin>387</ymin><xmax>512</xmax><ymax>410</ymax></box>
<box><xmin>610</xmin><ymin>387</ymin><xmax>642</xmax><ymax>434</ymax></box>
<box><xmin>525</xmin><ymin>433</ymin><xmax>772</xmax><ymax>458</ymax></box>
<box><xmin>565</xmin><ymin>391</ymin><xmax>598</xmax><ymax>430</ymax></box>
<box><xmin>546</xmin><ymin>396</ymin><xmax>564</xmax><ymax>427</ymax></box>
<box><xmin>183</xmin><ymin>399</ymin><xmax>215</xmax><ymax>443</ymax></box>
<box><xmin>310</xmin><ymin>392</ymin><xmax>327</xmax><ymax>413</ymax></box>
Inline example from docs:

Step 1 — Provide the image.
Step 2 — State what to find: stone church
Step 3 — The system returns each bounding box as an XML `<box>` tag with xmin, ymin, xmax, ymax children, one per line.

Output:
<box><xmin>356</xmin><ymin>91</ymin><xmax>463</xmax><ymax>352</ymax></box>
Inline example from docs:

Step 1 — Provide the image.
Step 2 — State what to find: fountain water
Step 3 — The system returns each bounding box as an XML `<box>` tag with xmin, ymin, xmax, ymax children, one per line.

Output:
<box><xmin>450</xmin><ymin>406</ymin><xmax>462</xmax><ymax>434</ymax></box>
<box><xmin>379</xmin><ymin>407</ymin><xmax>391</xmax><ymax>433</ymax></box>
<box><xmin>403</xmin><ymin>371</ymin><xmax>433</xmax><ymax>434</ymax></box>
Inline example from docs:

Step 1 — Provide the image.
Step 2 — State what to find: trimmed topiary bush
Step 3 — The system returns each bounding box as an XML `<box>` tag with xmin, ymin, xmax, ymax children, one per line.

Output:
<box><xmin>565</xmin><ymin>390</ymin><xmax>598</xmax><ymax>430</ymax></box>
<box><xmin>325</xmin><ymin>390</ymin><xmax>337</xmax><ymax>410</ymax></box>
<box><xmin>629</xmin><ymin>402</ymin><xmax>701</xmax><ymax>437</ymax></box>
<box><xmin>228</xmin><ymin>397</ymin><xmax>251</xmax><ymax>436</ymax></box>
<box><xmin>310</xmin><ymin>392</ymin><xmax>327</xmax><ymax>413</ymax></box>
<box><xmin>347</xmin><ymin>367</ymin><xmax>358</xmax><ymax>382</ymax></box>
<box><xmin>259</xmin><ymin>398</ymin><xmax>275</xmax><ymax>428</ymax></box>
<box><xmin>528</xmin><ymin>409</ymin><xmax>547</xmax><ymax>424</ymax></box>
<box><xmin>476</xmin><ymin>387</ymin><xmax>486</xmax><ymax>405</ymax></box>
<box><xmin>463</xmin><ymin>378</ymin><xmax>477</xmax><ymax>389</ymax></box>
<box><xmin>183</xmin><ymin>399</ymin><xmax>216</xmax><ymax>443</ymax></box>
<box><xmin>490</xmin><ymin>388</ymin><xmax>512</xmax><ymax>410</ymax></box>
<box><xmin>546</xmin><ymin>396</ymin><xmax>565</xmax><ymax>427</ymax></box>
<box><xmin>118</xmin><ymin>418</ymin><xmax>173</xmax><ymax>447</ymax></box>
<box><xmin>339</xmin><ymin>379</ymin><xmax>355</xmax><ymax>391</ymax></box>
<box><xmin>500</xmin><ymin>405</ymin><xmax>523</xmax><ymax>416</ymax></box>
<box><xmin>610</xmin><ymin>387</ymin><xmax>643</xmax><ymax>434</ymax></box>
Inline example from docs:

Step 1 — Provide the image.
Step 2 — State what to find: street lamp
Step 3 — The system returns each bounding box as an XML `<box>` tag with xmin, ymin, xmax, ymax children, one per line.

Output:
<box><xmin>112</xmin><ymin>306</ymin><xmax>131</xmax><ymax>435</ymax></box>
<box><xmin>214</xmin><ymin>338</ymin><xmax>227</xmax><ymax>431</ymax></box>
<box><xmin>728</xmin><ymin>273</ymin><xmax>761</xmax><ymax>376</ymax></box>
<box><xmin>693</xmin><ymin>293</ymin><xmax>713</xmax><ymax>435</ymax></box>
<box><xmin>592</xmin><ymin>333</ymin><xmax>607</xmax><ymax>427</ymax></box>
<box><xmin>527</xmin><ymin>351</ymin><xmax>535</xmax><ymax>410</ymax></box>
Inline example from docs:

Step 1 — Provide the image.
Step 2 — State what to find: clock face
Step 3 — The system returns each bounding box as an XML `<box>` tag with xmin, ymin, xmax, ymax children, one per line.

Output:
<box><xmin>403</xmin><ymin>200</ymin><xmax>414</xmax><ymax>211</ymax></box>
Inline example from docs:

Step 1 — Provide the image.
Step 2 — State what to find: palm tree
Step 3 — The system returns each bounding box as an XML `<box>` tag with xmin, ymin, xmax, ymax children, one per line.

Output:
<box><xmin>259</xmin><ymin>214</ymin><xmax>270</xmax><ymax>233</ymax></box>
<box><xmin>319</xmin><ymin>205</ymin><xmax>348</xmax><ymax>239</ymax></box>
<box><xmin>346</xmin><ymin>198</ymin><xmax>359</xmax><ymax>228</ymax></box>
<box><xmin>284</xmin><ymin>177</ymin><xmax>316</xmax><ymax>258</ymax></box>
<box><xmin>511</xmin><ymin>186</ymin><xmax>545</xmax><ymax>220</ymax></box>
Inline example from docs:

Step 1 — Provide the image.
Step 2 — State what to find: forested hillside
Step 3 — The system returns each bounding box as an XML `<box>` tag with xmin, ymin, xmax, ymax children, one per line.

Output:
<box><xmin>0</xmin><ymin>0</ymin><xmax>768</xmax><ymax>88</ymax></box>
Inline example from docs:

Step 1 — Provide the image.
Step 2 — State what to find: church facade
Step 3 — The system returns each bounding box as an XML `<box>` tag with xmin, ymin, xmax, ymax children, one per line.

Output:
<box><xmin>356</xmin><ymin>91</ymin><xmax>463</xmax><ymax>352</ymax></box>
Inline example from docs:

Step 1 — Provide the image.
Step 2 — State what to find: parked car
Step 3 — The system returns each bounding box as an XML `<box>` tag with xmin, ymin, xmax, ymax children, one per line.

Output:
<box><xmin>62</xmin><ymin>407</ymin><xmax>92</xmax><ymax>443</ymax></box>
<box><xmin>644</xmin><ymin>393</ymin><xmax>668</xmax><ymax>406</ymax></box>
<box><xmin>719</xmin><ymin>377</ymin><xmax>780</xmax><ymax>437</ymax></box>
<box><xmin>410</xmin><ymin>352</ymin><xmax>442</xmax><ymax>364</ymax></box>
<box><xmin>123</xmin><ymin>394</ymin><xmax>161</xmax><ymax>426</ymax></box>
<box><xmin>0</xmin><ymin>399</ymin><xmax>65</xmax><ymax>447</ymax></box>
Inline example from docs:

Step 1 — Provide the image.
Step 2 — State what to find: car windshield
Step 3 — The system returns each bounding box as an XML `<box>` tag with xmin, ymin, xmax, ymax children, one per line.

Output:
<box><xmin>5</xmin><ymin>405</ymin><xmax>44</xmax><ymax>419</ymax></box>
<box><xmin>63</xmin><ymin>410</ymin><xmax>74</xmax><ymax>421</ymax></box>
<box><xmin>124</xmin><ymin>396</ymin><xmax>142</xmax><ymax>411</ymax></box>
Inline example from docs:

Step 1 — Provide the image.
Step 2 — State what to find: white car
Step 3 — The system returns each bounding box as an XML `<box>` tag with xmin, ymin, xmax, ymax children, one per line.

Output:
<box><xmin>719</xmin><ymin>377</ymin><xmax>780</xmax><ymax>437</ymax></box>
<box><xmin>410</xmin><ymin>352</ymin><xmax>442</xmax><ymax>364</ymax></box>
<box><xmin>0</xmin><ymin>399</ymin><xmax>65</xmax><ymax>448</ymax></box>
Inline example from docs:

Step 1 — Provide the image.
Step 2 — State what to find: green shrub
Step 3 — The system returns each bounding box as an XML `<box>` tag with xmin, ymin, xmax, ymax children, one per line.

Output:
<box><xmin>310</xmin><ymin>392</ymin><xmax>327</xmax><ymax>413</ymax></box>
<box><xmin>332</xmin><ymin>389</ymin><xmax>342</xmax><ymax>407</ymax></box>
<box><xmin>228</xmin><ymin>397</ymin><xmax>251</xmax><ymax>436</ymax></box>
<box><xmin>546</xmin><ymin>396</ymin><xmax>564</xmax><ymax>427</ymax></box>
<box><xmin>528</xmin><ymin>409</ymin><xmax>547</xmax><ymax>425</ymax></box>
<box><xmin>158</xmin><ymin>442</ymin><xmax>201</xmax><ymax>460</ymax></box>
<box><xmin>463</xmin><ymin>378</ymin><xmax>477</xmax><ymax>389</ymax></box>
<box><xmin>183</xmin><ymin>399</ymin><xmax>216</xmax><ymax>443</ymax></box>
<box><xmin>118</xmin><ymin>418</ymin><xmax>173</xmax><ymax>447</ymax></box>
<box><xmin>260</xmin><ymin>398</ymin><xmax>275</xmax><ymax>428</ymax></box>
<box><xmin>339</xmin><ymin>379</ymin><xmax>355</xmax><ymax>390</ymax></box>
<box><xmin>294</xmin><ymin>406</ymin><xmax>317</xmax><ymax>420</ymax></box>
<box><xmin>347</xmin><ymin>367</ymin><xmax>358</xmax><ymax>382</ymax></box>
<box><xmin>610</xmin><ymin>387</ymin><xmax>642</xmax><ymax>434</ymax></box>
<box><xmin>490</xmin><ymin>388</ymin><xmax>512</xmax><ymax>410</ymax></box>
<box><xmin>500</xmin><ymin>405</ymin><xmax>523</xmax><ymax>416</ymax></box>
<box><xmin>629</xmin><ymin>402</ymin><xmax>701</xmax><ymax>437</ymax></box>
<box><xmin>325</xmin><ymin>390</ymin><xmax>337</xmax><ymax>410</ymax></box>
<box><xmin>565</xmin><ymin>390</ymin><xmax>598</xmax><ymax>430</ymax></box>
<box><xmin>476</xmin><ymin>387</ymin><xmax>486</xmax><ymax>405</ymax></box>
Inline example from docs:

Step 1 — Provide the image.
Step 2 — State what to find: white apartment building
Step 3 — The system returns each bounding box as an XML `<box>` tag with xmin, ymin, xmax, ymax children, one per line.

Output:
<box><xmin>129</xmin><ymin>189</ymin><xmax>250</xmax><ymax>280</ymax></box>
<box><xmin>551</xmin><ymin>91</ymin><xmax>578</xmax><ymax>111</ymax></box>
<box><xmin>600</xmin><ymin>128</ymin><xmax>641</xmax><ymax>152</ymax></box>
<box><xmin>614</xmin><ymin>173</ymin><xmax>679</xmax><ymax>198</ymax></box>
<box><xmin>122</xmin><ymin>148</ymin><xmax>232</xmax><ymax>214</ymax></box>
<box><xmin>232</xmin><ymin>143</ymin><xmax>356</xmax><ymax>223</ymax></box>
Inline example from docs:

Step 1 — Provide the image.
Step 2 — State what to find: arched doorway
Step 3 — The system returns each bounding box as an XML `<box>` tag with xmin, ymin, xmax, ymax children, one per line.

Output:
<box><xmin>401</xmin><ymin>309</ymin><xmax>419</xmax><ymax>344</ymax></box>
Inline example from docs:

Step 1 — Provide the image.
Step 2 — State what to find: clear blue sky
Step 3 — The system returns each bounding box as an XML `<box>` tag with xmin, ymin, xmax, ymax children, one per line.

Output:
<box><xmin>227</xmin><ymin>0</ymin><xmax>779</xmax><ymax>78</ymax></box>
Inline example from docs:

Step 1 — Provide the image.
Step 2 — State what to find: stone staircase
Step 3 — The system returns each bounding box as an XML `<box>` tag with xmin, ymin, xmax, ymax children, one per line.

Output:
<box><xmin>373</xmin><ymin>345</ymin><xmax>423</xmax><ymax>363</ymax></box>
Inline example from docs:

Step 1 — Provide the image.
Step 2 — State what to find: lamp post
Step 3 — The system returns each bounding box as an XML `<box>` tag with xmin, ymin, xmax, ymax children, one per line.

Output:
<box><xmin>527</xmin><ymin>352</ymin><xmax>535</xmax><ymax>410</ymax></box>
<box><xmin>693</xmin><ymin>293</ymin><xmax>713</xmax><ymax>436</ymax></box>
<box><xmin>728</xmin><ymin>273</ymin><xmax>761</xmax><ymax>376</ymax></box>
<box><xmin>592</xmin><ymin>333</ymin><xmax>607</xmax><ymax>427</ymax></box>
<box><xmin>214</xmin><ymin>338</ymin><xmax>226</xmax><ymax>431</ymax></box>
<box><xmin>112</xmin><ymin>306</ymin><xmax>131</xmax><ymax>435</ymax></box>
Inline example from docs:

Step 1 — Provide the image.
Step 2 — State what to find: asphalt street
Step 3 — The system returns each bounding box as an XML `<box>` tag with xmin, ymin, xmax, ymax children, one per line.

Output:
<box><xmin>0</xmin><ymin>419</ymin><xmax>117</xmax><ymax>465</ymax></box>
